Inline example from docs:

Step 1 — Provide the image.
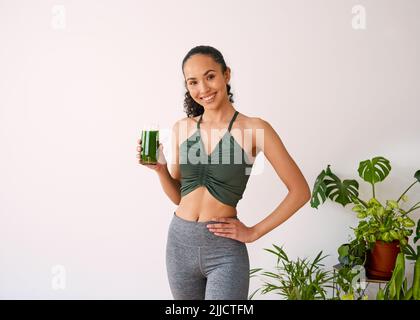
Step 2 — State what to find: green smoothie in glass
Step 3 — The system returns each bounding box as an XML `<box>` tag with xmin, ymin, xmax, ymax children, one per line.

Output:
<box><xmin>141</xmin><ymin>125</ymin><xmax>159</xmax><ymax>165</ymax></box>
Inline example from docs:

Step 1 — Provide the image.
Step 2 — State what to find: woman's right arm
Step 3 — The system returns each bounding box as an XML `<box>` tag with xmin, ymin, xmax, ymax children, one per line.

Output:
<box><xmin>156</xmin><ymin>120</ymin><xmax>182</xmax><ymax>205</ymax></box>
<box><xmin>137</xmin><ymin>121</ymin><xmax>182</xmax><ymax>205</ymax></box>
<box><xmin>156</xmin><ymin>166</ymin><xmax>181</xmax><ymax>205</ymax></box>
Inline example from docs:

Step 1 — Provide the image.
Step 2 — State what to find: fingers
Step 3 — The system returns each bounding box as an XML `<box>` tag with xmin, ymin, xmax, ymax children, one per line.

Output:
<box><xmin>208</xmin><ymin>227</ymin><xmax>235</xmax><ymax>233</ymax></box>
<box><xmin>136</xmin><ymin>143</ymin><xmax>141</xmax><ymax>161</ymax></box>
<box><xmin>209</xmin><ymin>228</ymin><xmax>232</xmax><ymax>233</ymax></box>
<box><xmin>137</xmin><ymin>139</ymin><xmax>142</xmax><ymax>158</ymax></box>
<box><xmin>207</xmin><ymin>223</ymin><xmax>235</xmax><ymax>229</ymax></box>
<box><xmin>210</xmin><ymin>217</ymin><xmax>237</xmax><ymax>223</ymax></box>
<box><xmin>144</xmin><ymin>164</ymin><xmax>158</xmax><ymax>170</ymax></box>
<box><xmin>213</xmin><ymin>231</ymin><xmax>235</xmax><ymax>238</ymax></box>
<box><xmin>214</xmin><ymin>232</ymin><xmax>235</xmax><ymax>239</ymax></box>
<box><xmin>206</xmin><ymin>218</ymin><xmax>241</xmax><ymax>239</ymax></box>
<box><xmin>137</xmin><ymin>138</ymin><xmax>142</xmax><ymax>162</ymax></box>
<box><xmin>136</xmin><ymin>138</ymin><xmax>165</xmax><ymax>168</ymax></box>
<box><xmin>209</xmin><ymin>230</ymin><xmax>235</xmax><ymax>236</ymax></box>
<box><xmin>207</xmin><ymin>222</ymin><xmax>236</xmax><ymax>236</ymax></box>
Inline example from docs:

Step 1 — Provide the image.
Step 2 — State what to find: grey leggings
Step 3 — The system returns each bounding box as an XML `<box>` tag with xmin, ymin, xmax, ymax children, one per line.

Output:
<box><xmin>166</xmin><ymin>212</ymin><xmax>250</xmax><ymax>300</ymax></box>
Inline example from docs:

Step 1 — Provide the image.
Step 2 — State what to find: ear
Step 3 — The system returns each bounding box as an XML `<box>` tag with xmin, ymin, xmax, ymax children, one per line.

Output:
<box><xmin>224</xmin><ymin>67</ymin><xmax>231</xmax><ymax>83</ymax></box>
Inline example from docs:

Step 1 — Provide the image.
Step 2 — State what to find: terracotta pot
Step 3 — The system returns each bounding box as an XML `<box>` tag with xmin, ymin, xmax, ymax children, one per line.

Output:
<box><xmin>366</xmin><ymin>240</ymin><xmax>402</xmax><ymax>280</ymax></box>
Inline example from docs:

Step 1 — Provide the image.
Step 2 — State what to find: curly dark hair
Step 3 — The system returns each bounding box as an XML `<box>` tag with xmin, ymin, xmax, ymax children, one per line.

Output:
<box><xmin>182</xmin><ymin>45</ymin><xmax>234</xmax><ymax>118</ymax></box>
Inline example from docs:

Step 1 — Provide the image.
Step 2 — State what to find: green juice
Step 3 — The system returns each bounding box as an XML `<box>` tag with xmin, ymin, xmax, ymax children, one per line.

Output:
<box><xmin>141</xmin><ymin>130</ymin><xmax>159</xmax><ymax>164</ymax></box>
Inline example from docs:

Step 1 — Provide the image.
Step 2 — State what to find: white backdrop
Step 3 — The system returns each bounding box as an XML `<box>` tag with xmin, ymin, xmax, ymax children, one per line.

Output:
<box><xmin>1</xmin><ymin>0</ymin><xmax>419</xmax><ymax>299</ymax></box>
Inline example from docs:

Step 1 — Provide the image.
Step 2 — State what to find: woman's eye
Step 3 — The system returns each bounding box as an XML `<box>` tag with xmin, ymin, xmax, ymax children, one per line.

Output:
<box><xmin>188</xmin><ymin>75</ymin><xmax>213</xmax><ymax>86</ymax></box>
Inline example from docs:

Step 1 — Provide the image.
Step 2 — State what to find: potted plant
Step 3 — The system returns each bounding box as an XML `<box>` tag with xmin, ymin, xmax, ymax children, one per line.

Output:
<box><xmin>352</xmin><ymin>197</ymin><xmax>415</xmax><ymax>279</ymax></box>
<box><xmin>249</xmin><ymin>245</ymin><xmax>335</xmax><ymax>300</ymax></box>
<box><xmin>334</xmin><ymin>238</ymin><xmax>369</xmax><ymax>299</ymax></box>
<box><xmin>311</xmin><ymin>156</ymin><xmax>419</xmax><ymax>280</ymax></box>
<box><xmin>375</xmin><ymin>218</ymin><xmax>419</xmax><ymax>300</ymax></box>
<box><xmin>337</xmin><ymin>237</ymin><xmax>367</xmax><ymax>267</ymax></box>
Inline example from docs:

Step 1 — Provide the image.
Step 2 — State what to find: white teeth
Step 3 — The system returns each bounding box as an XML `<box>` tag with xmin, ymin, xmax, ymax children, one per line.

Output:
<box><xmin>202</xmin><ymin>93</ymin><xmax>216</xmax><ymax>101</ymax></box>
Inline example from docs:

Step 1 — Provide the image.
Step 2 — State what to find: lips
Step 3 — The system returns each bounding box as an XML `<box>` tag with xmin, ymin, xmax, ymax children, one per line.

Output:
<box><xmin>200</xmin><ymin>92</ymin><xmax>217</xmax><ymax>103</ymax></box>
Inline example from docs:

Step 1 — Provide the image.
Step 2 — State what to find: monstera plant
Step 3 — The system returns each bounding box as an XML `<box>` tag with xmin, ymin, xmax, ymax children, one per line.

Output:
<box><xmin>311</xmin><ymin>156</ymin><xmax>420</xmax><ymax>280</ymax></box>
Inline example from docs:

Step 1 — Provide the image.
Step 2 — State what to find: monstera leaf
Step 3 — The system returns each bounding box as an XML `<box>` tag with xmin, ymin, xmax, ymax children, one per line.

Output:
<box><xmin>311</xmin><ymin>165</ymin><xmax>359</xmax><ymax>208</ymax></box>
<box><xmin>415</xmin><ymin>170</ymin><xmax>420</xmax><ymax>183</ymax></box>
<box><xmin>358</xmin><ymin>156</ymin><xmax>391</xmax><ymax>185</ymax></box>
<box><xmin>324</xmin><ymin>172</ymin><xmax>359</xmax><ymax>207</ymax></box>
<box><xmin>310</xmin><ymin>167</ymin><xmax>328</xmax><ymax>209</ymax></box>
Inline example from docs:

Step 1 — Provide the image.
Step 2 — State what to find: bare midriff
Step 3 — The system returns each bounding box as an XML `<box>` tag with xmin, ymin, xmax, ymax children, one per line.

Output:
<box><xmin>175</xmin><ymin>187</ymin><xmax>237</xmax><ymax>222</ymax></box>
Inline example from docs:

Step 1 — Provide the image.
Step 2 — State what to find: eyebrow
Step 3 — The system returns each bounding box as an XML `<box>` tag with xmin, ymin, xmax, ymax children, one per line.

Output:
<box><xmin>186</xmin><ymin>69</ymin><xmax>216</xmax><ymax>81</ymax></box>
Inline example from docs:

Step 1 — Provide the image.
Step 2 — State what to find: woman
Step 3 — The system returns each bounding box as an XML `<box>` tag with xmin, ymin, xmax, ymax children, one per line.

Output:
<box><xmin>137</xmin><ymin>45</ymin><xmax>311</xmax><ymax>300</ymax></box>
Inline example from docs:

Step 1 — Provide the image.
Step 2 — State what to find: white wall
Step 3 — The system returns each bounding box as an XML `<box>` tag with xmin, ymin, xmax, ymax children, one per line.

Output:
<box><xmin>1</xmin><ymin>0</ymin><xmax>419</xmax><ymax>299</ymax></box>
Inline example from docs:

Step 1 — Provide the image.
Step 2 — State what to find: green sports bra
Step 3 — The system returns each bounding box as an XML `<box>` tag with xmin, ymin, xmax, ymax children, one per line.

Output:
<box><xmin>179</xmin><ymin>111</ymin><xmax>254</xmax><ymax>208</ymax></box>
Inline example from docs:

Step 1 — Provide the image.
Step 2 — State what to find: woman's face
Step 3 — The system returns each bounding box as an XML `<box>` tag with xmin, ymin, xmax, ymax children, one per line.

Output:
<box><xmin>183</xmin><ymin>54</ymin><xmax>230</xmax><ymax>111</ymax></box>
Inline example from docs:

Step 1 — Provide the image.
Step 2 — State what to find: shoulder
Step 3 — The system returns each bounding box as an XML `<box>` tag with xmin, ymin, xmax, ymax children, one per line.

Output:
<box><xmin>236</xmin><ymin>114</ymin><xmax>279</xmax><ymax>152</ymax></box>
<box><xmin>237</xmin><ymin>113</ymin><xmax>273</xmax><ymax>131</ymax></box>
<box><xmin>173</xmin><ymin>115</ymin><xmax>201</xmax><ymax>130</ymax></box>
<box><xmin>172</xmin><ymin>116</ymin><xmax>201</xmax><ymax>143</ymax></box>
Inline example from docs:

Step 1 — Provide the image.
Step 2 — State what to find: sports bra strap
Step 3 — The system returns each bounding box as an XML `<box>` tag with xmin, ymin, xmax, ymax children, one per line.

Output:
<box><xmin>197</xmin><ymin>110</ymin><xmax>239</xmax><ymax>131</ymax></box>
<box><xmin>197</xmin><ymin>113</ymin><xmax>203</xmax><ymax>129</ymax></box>
<box><xmin>228</xmin><ymin>111</ymin><xmax>239</xmax><ymax>132</ymax></box>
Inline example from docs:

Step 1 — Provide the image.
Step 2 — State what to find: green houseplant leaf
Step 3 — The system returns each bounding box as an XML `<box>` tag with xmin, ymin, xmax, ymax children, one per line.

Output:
<box><xmin>250</xmin><ymin>245</ymin><xmax>334</xmax><ymax>300</ymax></box>
<box><xmin>310</xmin><ymin>167</ymin><xmax>328</xmax><ymax>209</ymax></box>
<box><xmin>357</xmin><ymin>156</ymin><xmax>391</xmax><ymax>199</ymax></box>
<box><xmin>324</xmin><ymin>174</ymin><xmax>359</xmax><ymax>207</ymax></box>
<box><xmin>311</xmin><ymin>165</ymin><xmax>359</xmax><ymax>208</ymax></box>
<box><xmin>414</xmin><ymin>219</ymin><xmax>420</xmax><ymax>244</ymax></box>
<box><xmin>415</xmin><ymin>170</ymin><xmax>420</xmax><ymax>183</ymax></box>
<box><xmin>358</xmin><ymin>156</ymin><xmax>391</xmax><ymax>184</ymax></box>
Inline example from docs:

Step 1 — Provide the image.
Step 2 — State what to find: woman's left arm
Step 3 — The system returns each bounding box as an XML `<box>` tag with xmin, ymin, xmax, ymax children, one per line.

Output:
<box><xmin>207</xmin><ymin>118</ymin><xmax>311</xmax><ymax>243</ymax></box>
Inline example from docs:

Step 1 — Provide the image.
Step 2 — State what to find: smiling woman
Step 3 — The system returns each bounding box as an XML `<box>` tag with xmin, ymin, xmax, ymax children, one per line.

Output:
<box><xmin>136</xmin><ymin>45</ymin><xmax>311</xmax><ymax>300</ymax></box>
<box><xmin>182</xmin><ymin>47</ymin><xmax>234</xmax><ymax>118</ymax></box>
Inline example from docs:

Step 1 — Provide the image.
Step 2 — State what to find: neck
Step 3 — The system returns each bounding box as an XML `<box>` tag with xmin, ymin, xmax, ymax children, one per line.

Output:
<box><xmin>202</xmin><ymin>102</ymin><xmax>236</xmax><ymax>123</ymax></box>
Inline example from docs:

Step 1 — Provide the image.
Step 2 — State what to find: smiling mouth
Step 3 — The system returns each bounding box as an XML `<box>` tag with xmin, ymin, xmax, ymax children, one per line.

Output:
<box><xmin>201</xmin><ymin>92</ymin><xmax>217</xmax><ymax>103</ymax></box>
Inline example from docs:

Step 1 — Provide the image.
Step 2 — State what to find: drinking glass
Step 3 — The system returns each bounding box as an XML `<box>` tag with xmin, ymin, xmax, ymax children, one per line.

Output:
<box><xmin>140</xmin><ymin>123</ymin><xmax>159</xmax><ymax>165</ymax></box>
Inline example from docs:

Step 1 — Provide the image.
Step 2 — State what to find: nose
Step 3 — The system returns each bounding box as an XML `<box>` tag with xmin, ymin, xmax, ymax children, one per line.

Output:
<box><xmin>198</xmin><ymin>81</ymin><xmax>210</xmax><ymax>95</ymax></box>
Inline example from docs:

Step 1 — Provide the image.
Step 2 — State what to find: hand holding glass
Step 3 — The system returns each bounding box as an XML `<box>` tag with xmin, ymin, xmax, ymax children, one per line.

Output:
<box><xmin>140</xmin><ymin>124</ymin><xmax>159</xmax><ymax>165</ymax></box>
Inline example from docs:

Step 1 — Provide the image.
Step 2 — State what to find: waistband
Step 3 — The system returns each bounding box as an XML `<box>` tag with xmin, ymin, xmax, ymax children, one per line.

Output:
<box><xmin>168</xmin><ymin>212</ymin><xmax>243</xmax><ymax>247</ymax></box>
